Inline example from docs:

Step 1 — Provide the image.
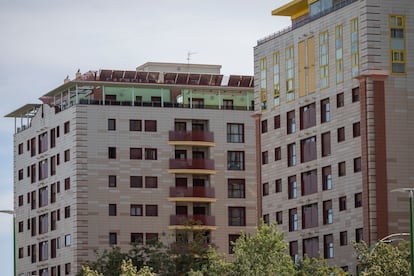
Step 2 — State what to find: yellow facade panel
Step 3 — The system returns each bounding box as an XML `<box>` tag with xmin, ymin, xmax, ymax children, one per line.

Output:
<box><xmin>298</xmin><ymin>40</ymin><xmax>306</xmax><ymax>97</ymax></box>
<box><xmin>307</xmin><ymin>37</ymin><xmax>316</xmax><ymax>94</ymax></box>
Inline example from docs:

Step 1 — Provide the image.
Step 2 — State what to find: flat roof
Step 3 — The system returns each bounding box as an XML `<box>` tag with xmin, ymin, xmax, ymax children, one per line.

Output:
<box><xmin>4</xmin><ymin>104</ymin><xmax>41</xmax><ymax>118</ymax></box>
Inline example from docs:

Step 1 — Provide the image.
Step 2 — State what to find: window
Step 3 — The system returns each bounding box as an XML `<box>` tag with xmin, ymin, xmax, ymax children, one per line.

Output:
<box><xmin>65</xmin><ymin>206</ymin><xmax>70</xmax><ymax>218</ymax></box>
<box><xmin>130</xmin><ymin>204</ymin><xmax>143</xmax><ymax>216</ymax></box>
<box><xmin>228</xmin><ymin>179</ymin><xmax>245</xmax><ymax>198</ymax></box>
<box><xmin>339</xmin><ymin>196</ymin><xmax>347</xmax><ymax>211</ymax></box>
<box><xmin>262</xmin><ymin>151</ymin><xmax>268</xmax><ymax>165</ymax></box>
<box><xmin>51</xmin><ymin>211</ymin><xmax>57</xmax><ymax>231</ymax></box>
<box><xmin>50</xmin><ymin>156</ymin><xmax>56</xmax><ymax>176</ymax></box>
<box><xmin>192</xmin><ymin>98</ymin><xmax>204</xmax><ymax>108</ymax></box>
<box><xmin>338</xmin><ymin>161</ymin><xmax>346</xmax><ymax>177</ymax></box>
<box><xmin>350</xmin><ymin>18</ymin><xmax>359</xmax><ymax>77</ymax></box>
<box><xmin>50</xmin><ymin>129</ymin><xmax>56</xmax><ymax>148</ymax></box>
<box><xmin>65</xmin><ymin>234</ymin><xmax>71</xmax><ymax>247</ymax></box>
<box><xmin>288</xmin><ymin>175</ymin><xmax>297</xmax><ymax>199</ymax></box>
<box><xmin>64</xmin><ymin>121</ymin><xmax>70</xmax><ymax>134</ymax></box>
<box><xmin>263</xmin><ymin>214</ymin><xmax>270</xmax><ymax>225</ymax></box>
<box><xmin>223</xmin><ymin>99</ymin><xmax>233</xmax><ymax>109</ymax></box>
<box><xmin>145</xmin><ymin>148</ymin><xmax>157</xmax><ymax>160</ymax></box>
<box><xmin>130</xmin><ymin>176</ymin><xmax>143</xmax><ymax>188</ymax></box>
<box><xmin>109</xmin><ymin>204</ymin><xmax>117</xmax><ymax>216</ymax></box>
<box><xmin>275</xmin><ymin>179</ymin><xmax>282</xmax><ymax>193</ymax></box>
<box><xmin>145</xmin><ymin>205</ymin><xmax>158</xmax><ymax>216</ymax></box>
<box><xmin>390</xmin><ymin>15</ymin><xmax>406</xmax><ymax>73</ymax></box>
<box><xmin>64</xmin><ymin>149</ymin><xmax>70</xmax><ymax>162</ymax></box>
<box><xmin>31</xmin><ymin>191</ymin><xmax>36</xmax><ymax>210</ymax></box>
<box><xmin>303</xmin><ymin>237</ymin><xmax>319</xmax><ymax>258</ymax></box>
<box><xmin>324</xmin><ymin>234</ymin><xmax>334</xmax><ymax>259</ymax></box>
<box><xmin>38</xmin><ymin>160</ymin><xmax>48</xmax><ymax>180</ymax></box>
<box><xmin>39</xmin><ymin>187</ymin><xmax>48</xmax><ymax>208</ymax></box>
<box><xmin>38</xmin><ymin>132</ymin><xmax>48</xmax><ymax>154</ymax></box>
<box><xmin>227</xmin><ymin>123</ymin><xmax>244</xmax><ymax>143</ymax></box>
<box><xmin>337</xmin><ymin>127</ymin><xmax>345</xmax><ymax>142</ymax></box>
<box><xmin>290</xmin><ymin>241</ymin><xmax>299</xmax><ymax>263</ymax></box>
<box><xmin>287</xmin><ymin>110</ymin><xmax>296</xmax><ymax>134</ymax></box>
<box><xmin>321</xmin><ymin>98</ymin><xmax>330</xmax><ymax>123</ymax></box>
<box><xmin>319</xmin><ymin>30</ymin><xmax>329</xmax><ymax>88</ymax></box>
<box><xmin>130</xmin><ymin>119</ymin><xmax>142</xmax><ymax>131</ymax></box>
<box><xmin>262</xmin><ymin>182</ymin><xmax>269</xmax><ymax>196</ymax></box>
<box><xmin>301</xmin><ymin>170</ymin><xmax>317</xmax><ymax>196</ymax></box>
<box><xmin>261</xmin><ymin>120</ymin><xmax>268</xmax><ymax>134</ymax></box>
<box><xmin>260</xmin><ymin>57</ymin><xmax>267</xmax><ymax>110</ymax></box>
<box><xmin>302</xmin><ymin>203</ymin><xmax>318</xmax><ymax>229</ymax></box>
<box><xmin>64</xmin><ymin>177</ymin><xmax>70</xmax><ymax>190</ymax></box>
<box><xmin>39</xmin><ymin>241</ymin><xmax>48</xmax><ymax>261</ymax></box>
<box><xmin>274</xmin><ymin>115</ymin><xmax>280</xmax><ymax>129</ymax></box>
<box><xmin>227</xmin><ymin>151</ymin><xmax>244</xmax><ymax>170</ymax></box>
<box><xmin>301</xmin><ymin>136</ymin><xmax>317</xmax><ymax>163</ymax></box>
<box><xmin>108</xmin><ymin>175</ymin><xmax>117</xmax><ymax>188</ymax></box>
<box><xmin>51</xmin><ymin>238</ymin><xmax>57</xmax><ymax>258</ymax></box>
<box><xmin>274</xmin><ymin>147</ymin><xmax>281</xmax><ymax>161</ymax></box>
<box><xmin>322</xmin><ymin>166</ymin><xmax>332</xmax><ymax>190</ymax></box>
<box><xmin>354</xmin><ymin>157</ymin><xmax>361</xmax><ymax>172</ymax></box>
<box><xmin>130</xmin><ymin>148</ymin><xmax>142</xmax><ymax>160</ymax></box>
<box><xmin>273</xmin><ymin>52</ymin><xmax>280</xmax><ymax>106</ymax></box>
<box><xmin>65</xmin><ymin>263</ymin><xmax>71</xmax><ymax>275</ymax></box>
<box><xmin>145</xmin><ymin>176</ymin><xmax>158</xmax><ymax>188</ymax></box>
<box><xmin>289</xmin><ymin>208</ymin><xmax>298</xmax><ymax>231</ymax></box>
<box><xmin>18</xmin><ymin>221</ymin><xmax>23</xmax><ymax>232</ymax></box>
<box><xmin>108</xmin><ymin>119</ymin><xmax>116</xmax><ymax>131</ymax></box>
<box><xmin>18</xmin><ymin>195</ymin><xmax>23</xmax><ymax>206</ymax></box>
<box><xmin>18</xmin><ymin>143</ymin><xmax>23</xmax><ymax>155</ymax></box>
<box><xmin>337</xmin><ymin>92</ymin><xmax>344</xmax><ymax>108</ymax></box>
<box><xmin>30</xmin><ymin>137</ymin><xmax>36</xmax><ymax>157</ymax></box>
<box><xmin>145</xmin><ymin>233</ymin><xmax>159</xmax><ymax>243</ymax></box>
<box><xmin>335</xmin><ymin>25</ymin><xmax>344</xmax><ymax>83</ymax></box>
<box><xmin>356</xmin><ymin>228</ymin><xmax>363</xmax><ymax>242</ymax></box>
<box><xmin>287</xmin><ymin>143</ymin><xmax>297</xmax><ymax>167</ymax></box>
<box><xmin>144</xmin><ymin>120</ymin><xmax>157</xmax><ymax>132</ymax></box>
<box><xmin>355</xmin><ymin>192</ymin><xmax>362</xmax><ymax>208</ymax></box>
<box><xmin>352</xmin><ymin>87</ymin><xmax>360</xmax><ymax>102</ymax></box>
<box><xmin>340</xmin><ymin>231</ymin><xmax>348</xmax><ymax>246</ymax></box>
<box><xmin>109</xmin><ymin>232</ymin><xmax>117</xmax><ymax>245</ymax></box>
<box><xmin>108</xmin><ymin>147</ymin><xmax>116</xmax><ymax>159</ymax></box>
<box><xmin>228</xmin><ymin>234</ymin><xmax>240</xmax><ymax>254</ymax></box>
<box><xmin>285</xmin><ymin>45</ymin><xmax>295</xmax><ymax>101</ymax></box>
<box><xmin>321</xmin><ymin>132</ymin><xmax>331</xmax><ymax>157</ymax></box>
<box><xmin>353</xmin><ymin>122</ymin><xmax>360</xmax><ymax>137</ymax></box>
<box><xmin>228</xmin><ymin>207</ymin><xmax>246</xmax><ymax>226</ymax></box>
<box><xmin>131</xmin><ymin>233</ymin><xmax>144</xmax><ymax>244</ymax></box>
<box><xmin>323</xmin><ymin>200</ymin><xmax>333</xmax><ymax>225</ymax></box>
<box><xmin>276</xmin><ymin>211</ymin><xmax>283</xmax><ymax>224</ymax></box>
<box><xmin>300</xmin><ymin>103</ymin><xmax>316</xmax><ymax>130</ymax></box>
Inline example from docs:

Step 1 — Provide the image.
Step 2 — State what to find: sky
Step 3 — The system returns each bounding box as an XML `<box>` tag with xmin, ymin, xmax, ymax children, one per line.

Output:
<box><xmin>0</xmin><ymin>0</ymin><xmax>291</xmax><ymax>274</ymax></box>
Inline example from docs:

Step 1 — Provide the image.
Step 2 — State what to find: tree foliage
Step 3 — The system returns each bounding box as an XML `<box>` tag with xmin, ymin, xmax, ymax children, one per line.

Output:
<box><xmin>353</xmin><ymin>240</ymin><xmax>410</xmax><ymax>276</ymax></box>
<box><xmin>296</xmin><ymin>255</ymin><xmax>348</xmax><ymax>276</ymax></box>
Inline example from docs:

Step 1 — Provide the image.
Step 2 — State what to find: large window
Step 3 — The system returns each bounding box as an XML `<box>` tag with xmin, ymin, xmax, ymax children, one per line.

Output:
<box><xmin>390</xmin><ymin>15</ymin><xmax>406</xmax><ymax>73</ymax></box>
<box><xmin>260</xmin><ymin>57</ymin><xmax>267</xmax><ymax>110</ymax></box>
<box><xmin>130</xmin><ymin>204</ymin><xmax>143</xmax><ymax>216</ymax></box>
<box><xmin>302</xmin><ymin>203</ymin><xmax>318</xmax><ymax>229</ymax></box>
<box><xmin>228</xmin><ymin>179</ymin><xmax>245</xmax><ymax>198</ymax></box>
<box><xmin>319</xmin><ymin>31</ymin><xmax>329</xmax><ymax>89</ymax></box>
<box><xmin>290</xmin><ymin>241</ymin><xmax>299</xmax><ymax>263</ymax></box>
<box><xmin>261</xmin><ymin>120</ymin><xmax>268</xmax><ymax>133</ymax></box>
<box><xmin>321</xmin><ymin>132</ymin><xmax>331</xmax><ymax>157</ymax></box>
<box><xmin>273</xmin><ymin>52</ymin><xmax>280</xmax><ymax>106</ymax></box>
<box><xmin>287</xmin><ymin>143</ymin><xmax>297</xmax><ymax>167</ymax></box>
<box><xmin>288</xmin><ymin>175</ymin><xmax>297</xmax><ymax>199</ymax></box>
<box><xmin>228</xmin><ymin>207</ymin><xmax>246</xmax><ymax>226</ymax></box>
<box><xmin>300</xmin><ymin>103</ymin><xmax>316</xmax><ymax>130</ymax></box>
<box><xmin>145</xmin><ymin>176</ymin><xmax>158</xmax><ymax>188</ymax></box>
<box><xmin>130</xmin><ymin>176</ymin><xmax>143</xmax><ymax>188</ymax></box>
<box><xmin>130</xmin><ymin>119</ymin><xmax>142</xmax><ymax>131</ymax></box>
<box><xmin>145</xmin><ymin>205</ymin><xmax>158</xmax><ymax>216</ymax></box>
<box><xmin>130</xmin><ymin>148</ymin><xmax>142</xmax><ymax>160</ymax></box>
<box><xmin>287</xmin><ymin>110</ymin><xmax>296</xmax><ymax>134</ymax></box>
<box><xmin>38</xmin><ymin>132</ymin><xmax>48</xmax><ymax>154</ymax></box>
<box><xmin>322</xmin><ymin>166</ymin><xmax>332</xmax><ymax>190</ymax></box>
<box><xmin>321</xmin><ymin>98</ymin><xmax>330</xmax><ymax>123</ymax></box>
<box><xmin>301</xmin><ymin>170</ymin><xmax>317</xmax><ymax>196</ymax></box>
<box><xmin>227</xmin><ymin>151</ymin><xmax>245</xmax><ymax>170</ymax></box>
<box><xmin>227</xmin><ymin>123</ymin><xmax>244</xmax><ymax>143</ymax></box>
<box><xmin>351</xmin><ymin>18</ymin><xmax>359</xmax><ymax>77</ymax></box>
<box><xmin>144</xmin><ymin>120</ymin><xmax>157</xmax><ymax>132</ymax></box>
<box><xmin>335</xmin><ymin>25</ymin><xmax>343</xmax><ymax>83</ymax></box>
<box><xmin>324</xmin><ymin>234</ymin><xmax>334</xmax><ymax>259</ymax></box>
<box><xmin>289</xmin><ymin>208</ymin><xmax>298</xmax><ymax>231</ymax></box>
<box><xmin>301</xmin><ymin>136</ymin><xmax>317</xmax><ymax>163</ymax></box>
<box><xmin>285</xmin><ymin>46</ymin><xmax>295</xmax><ymax>101</ymax></box>
<box><xmin>228</xmin><ymin>234</ymin><xmax>241</xmax><ymax>254</ymax></box>
<box><xmin>145</xmin><ymin>148</ymin><xmax>157</xmax><ymax>160</ymax></box>
<box><xmin>323</xmin><ymin>200</ymin><xmax>333</xmax><ymax>225</ymax></box>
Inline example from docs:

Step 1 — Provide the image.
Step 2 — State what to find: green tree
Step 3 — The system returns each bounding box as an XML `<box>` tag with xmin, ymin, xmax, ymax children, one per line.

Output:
<box><xmin>353</xmin><ymin>240</ymin><xmax>410</xmax><ymax>276</ymax></box>
<box><xmin>296</xmin><ymin>255</ymin><xmax>348</xmax><ymax>276</ymax></box>
<box><xmin>79</xmin><ymin>266</ymin><xmax>103</xmax><ymax>276</ymax></box>
<box><xmin>230</xmin><ymin>221</ymin><xmax>295</xmax><ymax>275</ymax></box>
<box><xmin>121</xmin><ymin>259</ymin><xmax>138</xmax><ymax>276</ymax></box>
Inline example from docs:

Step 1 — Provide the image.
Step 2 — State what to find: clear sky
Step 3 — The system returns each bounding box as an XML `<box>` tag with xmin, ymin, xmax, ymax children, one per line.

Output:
<box><xmin>0</xmin><ymin>0</ymin><xmax>291</xmax><ymax>274</ymax></box>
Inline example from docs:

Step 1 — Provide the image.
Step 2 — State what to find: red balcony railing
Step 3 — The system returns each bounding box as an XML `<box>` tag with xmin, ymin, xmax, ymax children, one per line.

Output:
<box><xmin>170</xmin><ymin>215</ymin><xmax>216</xmax><ymax>226</ymax></box>
<box><xmin>169</xmin><ymin>130</ymin><xmax>214</xmax><ymax>143</ymax></box>
<box><xmin>169</xmin><ymin>159</ymin><xmax>215</xmax><ymax>170</ymax></box>
<box><xmin>170</xmin><ymin>187</ymin><xmax>215</xmax><ymax>198</ymax></box>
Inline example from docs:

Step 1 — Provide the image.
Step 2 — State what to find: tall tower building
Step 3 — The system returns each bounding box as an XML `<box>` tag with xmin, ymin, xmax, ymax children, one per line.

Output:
<box><xmin>254</xmin><ymin>0</ymin><xmax>413</xmax><ymax>272</ymax></box>
<box><xmin>6</xmin><ymin>62</ymin><xmax>257</xmax><ymax>275</ymax></box>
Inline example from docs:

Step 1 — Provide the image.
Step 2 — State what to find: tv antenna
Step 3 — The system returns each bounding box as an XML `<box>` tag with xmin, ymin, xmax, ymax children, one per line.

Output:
<box><xmin>187</xmin><ymin>51</ymin><xmax>197</xmax><ymax>64</ymax></box>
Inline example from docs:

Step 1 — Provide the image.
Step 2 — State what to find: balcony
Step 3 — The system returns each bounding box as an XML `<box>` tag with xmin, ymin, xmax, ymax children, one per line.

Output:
<box><xmin>168</xmin><ymin>159</ymin><xmax>216</xmax><ymax>174</ymax></box>
<box><xmin>168</xmin><ymin>130</ymin><xmax>215</xmax><ymax>147</ymax></box>
<box><xmin>168</xmin><ymin>187</ymin><xmax>216</xmax><ymax>203</ymax></box>
<box><xmin>169</xmin><ymin>215</ymin><xmax>216</xmax><ymax>230</ymax></box>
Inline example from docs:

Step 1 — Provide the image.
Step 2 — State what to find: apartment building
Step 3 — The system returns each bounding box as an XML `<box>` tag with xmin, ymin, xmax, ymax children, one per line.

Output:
<box><xmin>6</xmin><ymin>62</ymin><xmax>257</xmax><ymax>275</ymax></box>
<box><xmin>254</xmin><ymin>0</ymin><xmax>414</xmax><ymax>273</ymax></box>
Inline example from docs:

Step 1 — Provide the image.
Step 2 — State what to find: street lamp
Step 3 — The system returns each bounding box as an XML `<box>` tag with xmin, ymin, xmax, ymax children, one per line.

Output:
<box><xmin>391</xmin><ymin>188</ymin><xmax>414</xmax><ymax>276</ymax></box>
<box><xmin>0</xmin><ymin>210</ymin><xmax>16</xmax><ymax>276</ymax></box>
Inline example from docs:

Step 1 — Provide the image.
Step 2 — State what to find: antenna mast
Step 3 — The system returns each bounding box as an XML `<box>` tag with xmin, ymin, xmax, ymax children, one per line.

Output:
<box><xmin>187</xmin><ymin>51</ymin><xmax>197</xmax><ymax>64</ymax></box>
